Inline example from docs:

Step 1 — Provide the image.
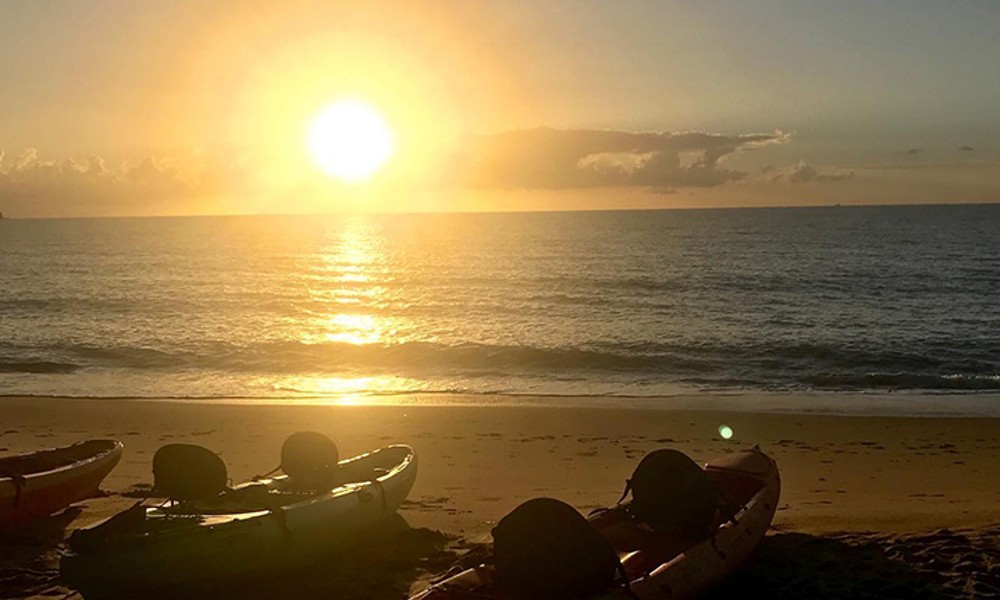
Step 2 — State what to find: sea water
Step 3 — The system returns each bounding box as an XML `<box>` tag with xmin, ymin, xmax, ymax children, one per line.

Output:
<box><xmin>1</xmin><ymin>205</ymin><xmax>998</xmax><ymax>408</ymax></box>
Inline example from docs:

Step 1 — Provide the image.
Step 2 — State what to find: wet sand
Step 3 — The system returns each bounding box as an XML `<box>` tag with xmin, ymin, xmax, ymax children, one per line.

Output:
<box><xmin>1</xmin><ymin>396</ymin><xmax>998</xmax><ymax>598</ymax></box>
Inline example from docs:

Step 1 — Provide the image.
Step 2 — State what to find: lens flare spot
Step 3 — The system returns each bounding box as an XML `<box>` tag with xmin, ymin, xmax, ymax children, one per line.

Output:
<box><xmin>718</xmin><ymin>424</ymin><xmax>734</xmax><ymax>440</ymax></box>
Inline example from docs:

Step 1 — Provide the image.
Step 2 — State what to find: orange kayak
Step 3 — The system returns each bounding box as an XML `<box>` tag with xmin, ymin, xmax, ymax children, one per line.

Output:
<box><xmin>413</xmin><ymin>447</ymin><xmax>780</xmax><ymax>599</ymax></box>
<box><xmin>0</xmin><ymin>440</ymin><xmax>123</xmax><ymax>529</ymax></box>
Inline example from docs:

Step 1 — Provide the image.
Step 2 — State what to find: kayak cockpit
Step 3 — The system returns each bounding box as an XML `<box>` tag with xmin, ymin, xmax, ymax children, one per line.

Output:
<box><xmin>705</xmin><ymin>447</ymin><xmax>775</xmax><ymax>512</ymax></box>
<box><xmin>336</xmin><ymin>444</ymin><xmax>413</xmax><ymax>484</ymax></box>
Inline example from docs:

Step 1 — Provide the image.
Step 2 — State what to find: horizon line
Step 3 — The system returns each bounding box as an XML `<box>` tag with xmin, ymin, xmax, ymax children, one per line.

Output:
<box><xmin>2</xmin><ymin>199</ymin><xmax>999</xmax><ymax>221</ymax></box>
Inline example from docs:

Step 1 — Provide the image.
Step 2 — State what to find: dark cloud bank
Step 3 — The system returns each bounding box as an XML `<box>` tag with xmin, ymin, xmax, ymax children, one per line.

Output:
<box><xmin>0</xmin><ymin>148</ymin><xmax>250</xmax><ymax>216</ymax></box>
<box><xmin>453</xmin><ymin>128</ymin><xmax>789</xmax><ymax>190</ymax></box>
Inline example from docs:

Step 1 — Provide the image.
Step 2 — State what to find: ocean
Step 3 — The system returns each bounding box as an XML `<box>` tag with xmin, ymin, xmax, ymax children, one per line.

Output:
<box><xmin>2</xmin><ymin>205</ymin><xmax>999</xmax><ymax>407</ymax></box>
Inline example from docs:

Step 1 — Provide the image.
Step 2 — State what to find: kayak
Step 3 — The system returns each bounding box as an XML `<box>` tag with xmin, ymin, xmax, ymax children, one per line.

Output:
<box><xmin>62</xmin><ymin>444</ymin><xmax>417</xmax><ymax>595</ymax></box>
<box><xmin>413</xmin><ymin>447</ymin><xmax>780</xmax><ymax>599</ymax></box>
<box><xmin>0</xmin><ymin>439</ymin><xmax>123</xmax><ymax>529</ymax></box>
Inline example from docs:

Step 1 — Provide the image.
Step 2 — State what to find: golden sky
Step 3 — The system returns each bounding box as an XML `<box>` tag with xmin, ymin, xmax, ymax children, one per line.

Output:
<box><xmin>1</xmin><ymin>0</ymin><xmax>999</xmax><ymax>217</ymax></box>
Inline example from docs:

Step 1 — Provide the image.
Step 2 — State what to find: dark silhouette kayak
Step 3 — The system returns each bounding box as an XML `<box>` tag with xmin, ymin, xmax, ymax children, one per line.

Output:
<box><xmin>414</xmin><ymin>447</ymin><xmax>780</xmax><ymax>599</ymax></box>
<box><xmin>62</xmin><ymin>444</ymin><xmax>417</xmax><ymax>595</ymax></box>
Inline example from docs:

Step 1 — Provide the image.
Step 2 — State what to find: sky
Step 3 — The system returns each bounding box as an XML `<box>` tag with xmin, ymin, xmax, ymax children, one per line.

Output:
<box><xmin>1</xmin><ymin>0</ymin><xmax>999</xmax><ymax>217</ymax></box>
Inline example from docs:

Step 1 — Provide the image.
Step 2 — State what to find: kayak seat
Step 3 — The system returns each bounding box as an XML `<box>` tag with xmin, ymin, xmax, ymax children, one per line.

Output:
<box><xmin>625</xmin><ymin>450</ymin><xmax>721</xmax><ymax>538</ymax></box>
<box><xmin>280</xmin><ymin>431</ymin><xmax>339</xmax><ymax>491</ymax></box>
<box><xmin>152</xmin><ymin>444</ymin><xmax>228</xmax><ymax>502</ymax></box>
<box><xmin>493</xmin><ymin>497</ymin><xmax>626</xmax><ymax>600</ymax></box>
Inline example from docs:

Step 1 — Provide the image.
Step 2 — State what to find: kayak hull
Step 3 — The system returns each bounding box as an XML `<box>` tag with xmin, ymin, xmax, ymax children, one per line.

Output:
<box><xmin>61</xmin><ymin>444</ymin><xmax>417</xmax><ymax>594</ymax></box>
<box><xmin>0</xmin><ymin>440</ymin><xmax>123</xmax><ymax>529</ymax></box>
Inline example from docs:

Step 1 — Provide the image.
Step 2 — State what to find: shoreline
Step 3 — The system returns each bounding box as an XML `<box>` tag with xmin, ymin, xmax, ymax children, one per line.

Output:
<box><xmin>4</xmin><ymin>390</ymin><xmax>1000</xmax><ymax>418</ymax></box>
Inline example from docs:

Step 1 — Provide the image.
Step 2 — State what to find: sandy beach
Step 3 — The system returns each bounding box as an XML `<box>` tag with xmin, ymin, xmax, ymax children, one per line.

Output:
<box><xmin>1</xmin><ymin>395</ymin><xmax>998</xmax><ymax>598</ymax></box>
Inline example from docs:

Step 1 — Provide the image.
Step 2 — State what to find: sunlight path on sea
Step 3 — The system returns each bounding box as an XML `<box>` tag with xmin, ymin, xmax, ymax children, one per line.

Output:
<box><xmin>289</xmin><ymin>217</ymin><xmax>417</xmax><ymax>397</ymax></box>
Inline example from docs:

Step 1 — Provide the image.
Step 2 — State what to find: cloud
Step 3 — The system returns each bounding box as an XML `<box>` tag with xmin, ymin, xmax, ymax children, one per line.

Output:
<box><xmin>958</xmin><ymin>145</ymin><xmax>974</xmax><ymax>152</ymax></box>
<box><xmin>451</xmin><ymin>128</ymin><xmax>789</xmax><ymax>191</ymax></box>
<box><xmin>771</xmin><ymin>161</ymin><xmax>854</xmax><ymax>183</ymax></box>
<box><xmin>0</xmin><ymin>148</ymin><xmax>190</xmax><ymax>202</ymax></box>
<box><xmin>0</xmin><ymin>148</ymin><xmax>262</xmax><ymax>217</ymax></box>
<box><xmin>905</xmin><ymin>147</ymin><xmax>923</xmax><ymax>155</ymax></box>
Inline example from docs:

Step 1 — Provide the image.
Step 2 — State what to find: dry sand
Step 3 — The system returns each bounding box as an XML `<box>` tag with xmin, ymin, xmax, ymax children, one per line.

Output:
<box><xmin>1</xmin><ymin>396</ymin><xmax>998</xmax><ymax>598</ymax></box>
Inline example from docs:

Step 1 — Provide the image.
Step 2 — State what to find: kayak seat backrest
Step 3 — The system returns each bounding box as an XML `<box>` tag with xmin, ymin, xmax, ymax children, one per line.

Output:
<box><xmin>626</xmin><ymin>449</ymin><xmax>722</xmax><ymax>543</ymax></box>
<box><xmin>152</xmin><ymin>444</ymin><xmax>228</xmax><ymax>502</ymax></box>
<box><xmin>492</xmin><ymin>497</ymin><xmax>623</xmax><ymax>600</ymax></box>
<box><xmin>280</xmin><ymin>431</ymin><xmax>339</xmax><ymax>490</ymax></box>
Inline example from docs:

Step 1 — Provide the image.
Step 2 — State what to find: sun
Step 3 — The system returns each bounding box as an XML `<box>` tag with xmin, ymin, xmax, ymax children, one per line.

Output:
<box><xmin>308</xmin><ymin>100</ymin><xmax>393</xmax><ymax>182</ymax></box>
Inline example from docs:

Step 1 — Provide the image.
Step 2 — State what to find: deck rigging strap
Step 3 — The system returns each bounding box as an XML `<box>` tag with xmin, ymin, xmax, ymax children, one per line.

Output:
<box><xmin>251</xmin><ymin>465</ymin><xmax>281</xmax><ymax>481</ymax></box>
<box><xmin>615</xmin><ymin>560</ymin><xmax>641</xmax><ymax>599</ymax></box>
<box><xmin>364</xmin><ymin>477</ymin><xmax>389</xmax><ymax>512</ymax></box>
<box><xmin>3</xmin><ymin>473</ymin><xmax>27</xmax><ymax>507</ymax></box>
<box><xmin>272</xmin><ymin>505</ymin><xmax>295</xmax><ymax>542</ymax></box>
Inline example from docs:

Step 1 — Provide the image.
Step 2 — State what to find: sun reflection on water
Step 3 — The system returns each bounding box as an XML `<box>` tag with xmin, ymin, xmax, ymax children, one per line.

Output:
<box><xmin>275</xmin><ymin>217</ymin><xmax>427</xmax><ymax>402</ymax></box>
<box><xmin>322</xmin><ymin>313</ymin><xmax>386</xmax><ymax>345</ymax></box>
<box><xmin>301</xmin><ymin>217</ymin><xmax>405</xmax><ymax>348</ymax></box>
<box><xmin>274</xmin><ymin>374</ymin><xmax>427</xmax><ymax>400</ymax></box>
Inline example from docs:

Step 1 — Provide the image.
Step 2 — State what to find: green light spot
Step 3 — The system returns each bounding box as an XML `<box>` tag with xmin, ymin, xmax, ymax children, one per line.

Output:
<box><xmin>718</xmin><ymin>425</ymin><xmax>734</xmax><ymax>440</ymax></box>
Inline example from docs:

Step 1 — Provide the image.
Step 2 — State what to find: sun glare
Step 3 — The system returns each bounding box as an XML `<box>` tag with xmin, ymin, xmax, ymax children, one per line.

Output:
<box><xmin>308</xmin><ymin>100</ymin><xmax>393</xmax><ymax>182</ymax></box>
